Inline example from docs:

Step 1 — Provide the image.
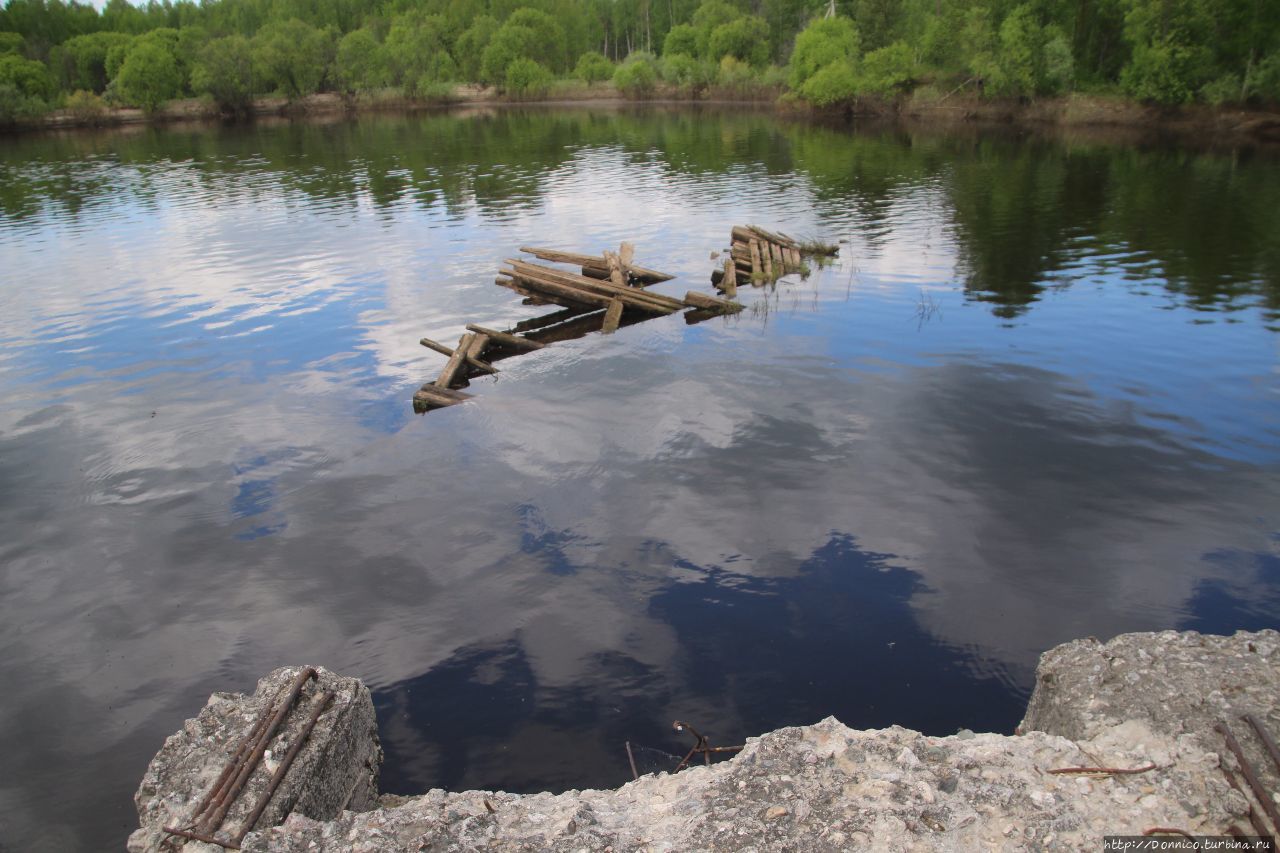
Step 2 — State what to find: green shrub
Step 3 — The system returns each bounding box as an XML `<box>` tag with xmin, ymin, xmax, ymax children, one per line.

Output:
<box><xmin>716</xmin><ymin>55</ymin><xmax>758</xmax><ymax>90</ymax></box>
<box><xmin>858</xmin><ymin>40</ymin><xmax>914</xmax><ymax>97</ymax></box>
<box><xmin>116</xmin><ymin>40</ymin><xmax>183</xmax><ymax>111</ymax></box>
<box><xmin>505</xmin><ymin>56</ymin><xmax>552</xmax><ymax>97</ymax></box>
<box><xmin>191</xmin><ymin>35</ymin><xmax>255</xmax><ymax>112</ymax></box>
<box><xmin>0</xmin><ymin>32</ymin><xmax>23</xmax><ymax>57</ymax></box>
<box><xmin>614</xmin><ymin>53</ymin><xmax>657</xmax><ymax>97</ymax></box>
<box><xmin>707</xmin><ymin>16</ymin><xmax>769</xmax><ymax>67</ymax></box>
<box><xmin>663</xmin><ymin>24</ymin><xmax>697</xmax><ymax>58</ymax></box>
<box><xmin>1120</xmin><ymin>40</ymin><xmax>1209</xmax><ymax>104</ymax></box>
<box><xmin>660</xmin><ymin>52</ymin><xmax>712</xmax><ymax>89</ymax></box>
<box><xmin>573</xmin><ymin>51</ymin><xmax>613</xmax><ymax>85</ymax></box>
<box><xmin>789</xmin><ymin>17</ymin><xmax>860</xmax><ymax>91</ymax></box>
<box><xmin>65</xmin><ymin>88</ymin><xmax>106</xmax><ymax>122</ymax></box>
<box><xmin>253</xmin><ymin>19</ymin><xmax>334</xmax><ymax>101</ymax></box>
<box><xmin>800</xmin><ymin>59</ymin><xmax>859</xmax><ymax>106</ymax></box>
<box><xmin>1200</xmin><ymin>73</ymin><xmax>1241</xmax><ymax>106</ymax></box>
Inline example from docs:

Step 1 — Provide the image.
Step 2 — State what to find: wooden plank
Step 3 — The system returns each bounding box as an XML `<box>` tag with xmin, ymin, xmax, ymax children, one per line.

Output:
<box><xmin>506</xmin><ymin>271</ymin><xmax>617</xmax><ymax>311</ymax></box>
<box><xmin>496</xmin><ymin>275</ymin><xmax>599</xmax><ymax>310</ymax></box>
<box><xmin>721</xmin><ymin>257</ymin><xmax>737</xmax><ymax>297</ymax></box>
<box><xmin>605</xmin><ymin>250</ymin><xmax>627</xmax><ymax>289</ymax></box>
<box><xmin>414</xmin><ymin>384</ymin><xmax>473</xmax><ymax>410</ymax></box>
<box><xmin>506</xmin><ymin>260</ymin><xmax>684</xmax><ymax>312</ymax></box>
<box><xmin>519</xmin><ymin>246</ymin><xmax>674</xmax><ymax>283</ymax></box>
<box><xmin>763</xmin><ymin>244</ymin><xmax>774</xmax><ymax>280</ymax></box>
<box><xmin>435</xmin><ymin>332</ymin><xmax>474</xmax><ymax>388</ymax></box>
<box><xmin>602</xmin><ymin>299</ymin><xmax>624</xmax><ymax>333</ymax></box>
<box><xmin>464</xmin><ymin>333</ymin><xmax>498</xmax><ymax>375</ymax></box>
<box><xmin>466</xmin><ymin>324</ymin><xmax>546</xmax><ymax>350</ymax></box>
<box><xmin>419</xmin><ymin>336</ymin><xmax>455</xmax><ymax>358</ymax></box>
<box><xmin>749</xmin><ymin>239</ymin><xmax>762</xmax><ymax>280</ymax></box>
<box><xmin>684</xmin><ymin>291</ymin><xmax>742</xmax><ymax>313</ymax></box>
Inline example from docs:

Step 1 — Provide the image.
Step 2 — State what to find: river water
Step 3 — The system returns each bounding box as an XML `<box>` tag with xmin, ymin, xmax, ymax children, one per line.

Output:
<box><xmin>0</xmin><ymin>107</ymin><xmax>1277</xmax><ymax>850</ymax></box>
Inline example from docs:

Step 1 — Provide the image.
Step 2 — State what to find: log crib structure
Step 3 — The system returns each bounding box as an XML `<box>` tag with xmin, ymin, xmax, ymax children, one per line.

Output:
<box><xmin>413</xmin><ymin>228</ymin><xmax>837</xmax><ymax>413</ymax></box>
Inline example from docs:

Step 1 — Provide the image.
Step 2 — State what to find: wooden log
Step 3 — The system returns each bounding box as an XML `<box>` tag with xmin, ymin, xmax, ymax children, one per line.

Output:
<box><xmin>507</xmin><ymin>272</ymin><xmax>619</xmax><ymax>312</ymax></box>
<box><xmin>496</xmin><ymin>274</ymin><xmax>599</xmax><ymax>310</ymax></box>
<box><xmin>769</xmin><ymin>241</ymin><xmax>783</xmax><ymax>266</ymax></box>
<box><xmin>745</xmin><ymin>224</ymin><xmax>800</xmax><ymax>249</ymax></box>
<box><xmin>721</xmin><ymin>257</ymin><xmax>737</xmax><ymax>297</ymax></box>
<box><xmin>465</xmin><ymin>333</ymin><xmax>498</xmax><ymax>375</ymax></box>
<box><xmin>749</xmin><ymin>239</ymin><xmax>762</xmax><ymax>280</ymax></box>
<box><xmin>684</xmin><ymin>291</ymin><xmax>742</xmax><ymax>313</ymax></box>
<box><xmin>466</xmin><ymin>324</ymin><xmax>546</xmax><ymax>350</ymax></box>
<box><xmin>602</xmin><ymin>299</ymin><xmax>624</xmax><ymax>333</ymax></box>
<box><xmin>519</xmin><ymin>246</ymin><xmax>674</xmax><ymax>283</ymax></box>
<box><xmin>618</xmin><ymin>241</ymin><xmax>635</xmax><ymax>268</ymax></box>
<box><xmin>420</xmin><ymin>336</ymin><xmax>454</xmax><ymax>357</ymax></box>
<box><xmin>604</xmin><ymin>250</ymin><xmax>627</xmax><ymax>289</ymax></box>
<box><xmin>505</xmin><ymin>260</ymin><xmax>683</xmax><ymax>312</ymax></box>
<box><xmin>435</xmin><ymin>332</ymin><xmax>474</xmax><ymax>389</ymax></box>
<box><xmin>581</xmin><ymin>266</ymin><xmax>610</xmax><ymax>280</ymax></box>
<box><xmin>414</xmin><ymin>384</ymin><xmax>473</xmax><ymax>410</ymax></box>
<box><xmin>762</xmin><ymin>245</ymin><xmax>774</xmax><ymax>281</ymax></box>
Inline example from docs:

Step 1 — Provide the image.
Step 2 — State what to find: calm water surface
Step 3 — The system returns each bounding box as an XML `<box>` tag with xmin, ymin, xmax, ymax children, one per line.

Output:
<box><xmin>1</xmin><ymin>107</ymin><xmax>1278</xmax><ymax>850</ymax></box>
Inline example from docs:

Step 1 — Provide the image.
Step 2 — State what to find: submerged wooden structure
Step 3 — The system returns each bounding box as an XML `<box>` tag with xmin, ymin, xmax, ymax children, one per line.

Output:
<box><xmin>413</xmin><ymin>228</ymin><xmax>837</xmax><ymax>414</ymax></box>
<box><xmin>711</xmin><ymin>225</ymin><xmax>839</xmax><ymax>296</ymax></box>
<box><xmin>413</xmin><ymin>242</ymin><xmax>740</xmax><ymax>413</ymax></box>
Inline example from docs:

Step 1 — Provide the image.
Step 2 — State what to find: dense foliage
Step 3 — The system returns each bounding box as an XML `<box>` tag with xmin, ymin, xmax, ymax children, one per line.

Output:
<box><xmin>0</xmin><ymin>0</ymin><xmax>1277</xmax><ymax>120</ymax></box>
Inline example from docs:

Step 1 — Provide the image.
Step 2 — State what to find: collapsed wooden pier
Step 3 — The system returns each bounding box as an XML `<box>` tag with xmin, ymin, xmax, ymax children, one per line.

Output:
<box><xmin>413</xmin><ymin>242</ymin><xmax>740</xmax><ymax>412</ymax></box>
<box><xmin>712</xmin><ymin>225</ymin><xmax>839</xmax><ymax>296</ymax></box>
<box><xmin>413</xmin><ymin>228</ymin><xmax>837</xmax><ymax>414</ymax></box>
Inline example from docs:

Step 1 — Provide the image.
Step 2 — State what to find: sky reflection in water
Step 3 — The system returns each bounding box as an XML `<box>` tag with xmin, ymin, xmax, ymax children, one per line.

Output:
<box><xmin>0</xmin><ymin>108</ymin><xmax>1277</xmax><ymax>851</ymax></box>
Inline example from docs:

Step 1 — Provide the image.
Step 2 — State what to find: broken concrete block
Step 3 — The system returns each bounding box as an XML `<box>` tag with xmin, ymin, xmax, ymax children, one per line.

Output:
<box><xmin>128</xmin><ymin>665</ymin><xmax>381</xmax><ymax>852</ymax></box>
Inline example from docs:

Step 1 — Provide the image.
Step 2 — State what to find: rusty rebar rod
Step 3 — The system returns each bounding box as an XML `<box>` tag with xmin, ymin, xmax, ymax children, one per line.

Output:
<box><xmin>1215</xmin><ymin>721</ymin><xmax>1280</xmax><ymax>834</ymax></box>
<box><xmin>670</xmin><ymin>720</ymin><xmax>744</xmax><ymax>773</ymax></box>
<box><xmin>625</xmin><ymin>741</ymin><xmax>639</xmax><ymax>782</ymax></box>
<box><xmin>1242</xmin><ymin>714</ymin><xmax>1280</xmax><ymax>775</ymax></box>
<box><xmin>1218</xmin><ymin>764</ymin><xmax>1271</xmax><ymax>840</ymax></box>
<box><xmin>233</xmin><ymin>690</ymin><xmax>334</xmax><ymax>843</ymax></box>
<box><xmin>161</xmin><ymin>826</ymin><xmax>242</xmax><ymax>849</ymax></box>
<box><xmin>188</xmin><ymin>691</ymin><xmax>278</xmax><ymax>827</ymax></box>
<box><xmin>201</xmin><ymin>668</ymin><xmax>318</xmax><ymax>834</ymax></box>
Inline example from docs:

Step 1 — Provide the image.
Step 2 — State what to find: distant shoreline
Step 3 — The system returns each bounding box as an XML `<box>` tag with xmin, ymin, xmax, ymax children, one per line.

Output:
<box><xmin>8</xmin><ymin>84</ymin><xmax>1280</xmax><ymax>148</ymax></box>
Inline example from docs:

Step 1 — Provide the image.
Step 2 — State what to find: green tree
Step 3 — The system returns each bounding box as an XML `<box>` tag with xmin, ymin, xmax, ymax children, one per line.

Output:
<box><xmin>859</xmin><ymin>40</ymin><xmax>914</xmax><ymax>96</ymax></box>
<box><xmin>52</xmin><ymin>32</ymin><xmax>133</xmax><ymax>93</ymax></box>
<box><xmin>707</xmin><ymin>15</ymin><xmax>769</xmax><ymax>67</ymax></box>
<box><xmin>573</xmin><ymin>51</ymin><xmax>614</xmax><ymax>84</ymax></box>
<box><xmin>1117</xmin><ymin>0</ymin><xmax>1213</xmax><ymax>104</ymax></box>
<box><xmin>614</xmin><ymin>51</ymin><xmax>657</xmax><ymax>95</ymax></box>
<box><xmin>115</xmin><ymin>40</ymin><xmax>184</xmax><ymax>111</ymax></box>
<box><xmin>800</xmin><ymin>58</ymin><xmax>858</xmax><ymax>105</ymax></box>
<box><xmin>505</xmin><ymin>55</ymin><xmax>552</xmax><ymax>95</ymax></box>
<box><xmin>253</xmin><ymin>18</ymin><xmax>333</xmax><ymax>99</ymax></box>
<box><xmin>0</xmin><ymin>33</ymin><xmax>24</xmax><ymax>57</ymax></box>
<box><xmin>385</xmin><ymin>12</ymin><xmax>456</xmax><ymax>93</ymax></box>
<box><xmin>335</xmin><ymin>28</ymin><xmax>389</xmax><ymax>93</ymax></box>
<box><xmin>455</xmin><ymin>15</ymin><xmax>498</xmax><ymax>81</ymax></box>
<box><xmin>663</xmin><ymin>23</ymin><xmax>697</xmax><ymax>57</ymax></box>
<box><xmin>191</xmin><ymin>34</ymin><xmax>255</xmax><ymax>112</ymax></box>
<box><xmin>789</xmin><ymin>16</ymin><xmax>860</xmax><ymax>91</ymax></box>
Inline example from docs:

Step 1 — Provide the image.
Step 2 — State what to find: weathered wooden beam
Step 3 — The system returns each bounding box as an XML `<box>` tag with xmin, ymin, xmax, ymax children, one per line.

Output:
<box><xmin>749</xmin><ymin>239</ymin><xmax>762</xmax><ymax>280</ymax></box>
<box><xmin>466</xmin><ymin>325</ymin><xmax>546</xmax><ymax>350</ymax></box>
<box><xmin>604</xmin><ymin>250</ymin><xmax>627</xmax><ymax>289</ymax></box>
<box><xmin>505</xmin><ymin>260</ymin><xmax>683</xmax><ymax>313</ymax></box>
<box><xmin>414</xmin><ymin>384</ymin><xmax>473</xmax><ymax>410</ymax></box>
<box><xmin>420</xmin><ymin>337</ymin><xmax>454</xmax><ymax>357</ymax></box>
<box><xmin>721</xmin><ymin>257</ymin><xmax>737</xmax><ymax>297</ymax></box>
<box><xmin>496</xmin><ymin>274</ymin><xmax>600</xmax><ymax>310</ymax></box>
<box><xmin>519</xmin><ymin>246</ymin><xmax>674</xmax><ymax>283</ymax></box>
<box><xmin>602</xmin><ymin>299</ymin><xmax>624</xmax><ymax>333</ymax></box>
<box><xmin>435</xmin><ymin>332</ymin><xmax>474</xmax><ymax>388</ymax></box>
<box><xmin>684</xmin><ymin>291</ymin><xmax>742</xmax><ymax>313</ymax></box>
<box><xmin>762</xmin><ymin>244</ymin><xmax>774</xmax><ymax>280</ymax></box>
<box><xmin>465</xmin><ymin>333</ymin><xmax>498</xmax><ymax>375</ymax></box>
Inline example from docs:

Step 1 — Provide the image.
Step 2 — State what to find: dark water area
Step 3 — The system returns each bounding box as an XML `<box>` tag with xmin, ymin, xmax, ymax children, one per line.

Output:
<box><xmin>0</xmin><ymin>106</ymin><xmax>1277</xmax><ymax>850</ymax></box>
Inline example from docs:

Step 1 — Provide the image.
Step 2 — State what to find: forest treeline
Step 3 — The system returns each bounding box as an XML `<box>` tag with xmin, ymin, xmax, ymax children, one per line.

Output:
<box><xmin>1</xmin><ymin>0</ymin><xmax>1278</xmax><ymax>123</ymax></box>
